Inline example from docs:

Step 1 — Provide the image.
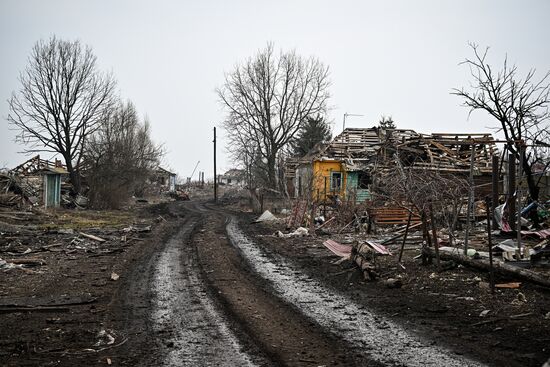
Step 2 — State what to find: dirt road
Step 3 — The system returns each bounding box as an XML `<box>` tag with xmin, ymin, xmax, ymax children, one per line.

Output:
<box><xmin>117</xmin><ymin>201</ymin><xmax>489</xmax><ymax>366</ymax></box>
<box><xmin>3</xmin><ymin>200</ymin><xmax>547</xmax><ymax>366</ymax></box>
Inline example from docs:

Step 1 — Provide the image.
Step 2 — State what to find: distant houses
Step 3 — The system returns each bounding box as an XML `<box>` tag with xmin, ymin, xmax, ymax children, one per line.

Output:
<box><xmin>218</xmin><ymin>169</ymin><xmax>245</xmax><ymax>187</ymax></box>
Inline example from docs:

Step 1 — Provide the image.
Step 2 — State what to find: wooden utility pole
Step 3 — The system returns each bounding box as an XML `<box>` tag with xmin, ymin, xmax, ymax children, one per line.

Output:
<box><xmin>517</xmin><ymin>143</ymin><xmax>524</xmax><ymax>253</ymax></box>
<box><xmin>464</xmin><ymin>143</ymin><xmax>476</xmax><ymax>255</ymax></box>
<box><xmin>507</xmin><ymin>152</ymin><xmax>516</xmax><ymax>225</ymax></box>
<box><xmin>485</xmin><ymin>197</ymin><xmax>495</xmax><ymax>294</ymax></box>
<box><xmin>491</xmin><ymin>154</ymin><xmax>499</xmax><ymax>230</ymax></box>
<box><xmin>213</xmin><ymin>127</ymin><xmax>218</xmax><ymax>203</ymax></box>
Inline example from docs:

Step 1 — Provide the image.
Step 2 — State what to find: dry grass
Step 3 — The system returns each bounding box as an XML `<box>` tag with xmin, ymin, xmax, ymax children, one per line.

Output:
<box><xmin>37</xmin><ymin>209</ymin><xmax>133</xmax><ymax>230</ymax></box>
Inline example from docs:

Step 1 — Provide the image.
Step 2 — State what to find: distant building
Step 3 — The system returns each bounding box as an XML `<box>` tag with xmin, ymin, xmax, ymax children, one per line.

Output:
<box><xmin>155</xmin><ymin>167</ymin><xmax>176</xmax><ymax>193</ymax></box>
<box><xmin>218</xmin><ymin>169</ymin><xmax>245</xmax><ymax>187</ymax></box>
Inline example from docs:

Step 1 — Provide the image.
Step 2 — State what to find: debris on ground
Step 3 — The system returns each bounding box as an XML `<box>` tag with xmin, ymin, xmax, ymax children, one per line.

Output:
<box><xmin>254</xmin><ymin>210</ymin><xmax>278</xmax><ymax>223</ymax></box>
<box><xmin>322</xmin><ymin>239</ymin><xmax>352</xmax><ymax>258</ymax></box>
<box><xmin>276</xmin><ymin>227</ymin><xmax>309</xmax><ymax>238</ymax></box>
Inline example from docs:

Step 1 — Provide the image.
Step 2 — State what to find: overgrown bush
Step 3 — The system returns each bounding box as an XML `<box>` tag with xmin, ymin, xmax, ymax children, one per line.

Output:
<box><xmin>83</xmin><ymin>101</ymin><xmax>163</xmax><ymax>209</ymax></box>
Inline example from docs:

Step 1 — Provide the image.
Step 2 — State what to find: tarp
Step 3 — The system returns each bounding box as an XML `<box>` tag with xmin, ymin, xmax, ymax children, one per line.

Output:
<box><xmin>254</xmin><ymin>210</ymin><xmax>278</xmax><ymax>223</ymax></box>
<box><xmin>323</xmin><ymin>239</ymin><xmax>352</xmax><ymax>258</ymax></box>
<box><xmin>521</xmin><ymin>229</ymin><xmax>550</xmax><ymax>239</ymax></box>
<box><xmin>365</xmin><ymin>241</ymin><xmax>392</xmax><ymax>255</ymax></box>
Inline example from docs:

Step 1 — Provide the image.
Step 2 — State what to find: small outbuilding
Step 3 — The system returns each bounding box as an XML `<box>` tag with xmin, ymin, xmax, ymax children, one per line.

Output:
<box><xmin>155</xmin><ymin>167</ymin><xmax>177</xmax><ymax>193</ymax></box>
<box><xmin>9</xmin><ymin>155</ymin><xmax>68</xmax><ymax>208</ymax></box>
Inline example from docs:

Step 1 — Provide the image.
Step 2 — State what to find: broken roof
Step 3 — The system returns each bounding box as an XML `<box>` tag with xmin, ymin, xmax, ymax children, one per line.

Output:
<box><xmin>10</xmin><ymin>155</ymin><xmax>68</xmax><ymax>175</ymax></box>
<box><xmin>156</xmin><ymin>167</ymin><xmax>176</xmax><ymax>176</ymax></box>
<box><xmin>221</xmin><ymin>168</ymin><xmax>245</xmax><ymax>178</ymax></box>
<box><xmin>397</xmin><ymin>133</ymin><xmax>497</xmax><ymax>173</ymax></box>
<box><xmin>286</xmin><ymin>127</ymin><xmax>419</xmax><ymax>174</ymax></box>
<box><xmin>315</xmin><ymin>127</ymin><xmax>418</xmax><ymax>161</ymax></box>
<box><xmin>286</xmin><ymin>128</ymin><xmax>499</xmax><ymax>175</ymax></box>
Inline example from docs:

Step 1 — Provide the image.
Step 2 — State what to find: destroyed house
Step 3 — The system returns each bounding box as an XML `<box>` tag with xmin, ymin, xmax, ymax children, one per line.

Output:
<box><xmin>8</xmin><ymin>155</ymin><xmax>68</xmax><ymax>208</ymax></box>
<box><xmin>218</xmin><ymin>169</ymin><xmax>245</xmax><ymax>187</ymax></box>
<box><xmin>291</xmin><ymin>129</ymin><xmax>498</xmax><ymax>203</ymax></box>
<box><xmin>292</xmin><ymin>127</ymin><xmax>418</xmax><ymax>202</ymax></box>
<box><xmin>155</xmin><ymin>167</ymin><xmax>176</xmax><ymax>193</ymax></box>
<box><xmin>393</xmin><ymin>133</ymin><xmax>498</xmax><ymax>197</ymax></box>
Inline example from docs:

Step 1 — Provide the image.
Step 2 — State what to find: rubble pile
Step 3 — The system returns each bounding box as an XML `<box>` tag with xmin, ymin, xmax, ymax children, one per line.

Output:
<box><xmin>0</xmin><ymin>207</ymin><xmax>155</xmax><ymax>275</ymax></box>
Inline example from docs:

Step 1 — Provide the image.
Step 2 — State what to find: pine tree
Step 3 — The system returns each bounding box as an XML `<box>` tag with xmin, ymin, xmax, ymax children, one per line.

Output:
<box><xmin>291</xmin><ymin>116</ymin><xmax>332</xmax><ymax>157</ymax></box>
<box><xmin>379</xmin><ymin>115</ymin><xmax>396</xmax><ymax>129</ymax></box>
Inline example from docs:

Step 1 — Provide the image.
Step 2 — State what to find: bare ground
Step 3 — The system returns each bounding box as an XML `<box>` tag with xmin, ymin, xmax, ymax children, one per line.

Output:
<box><xmin>1</xmin><ymin>200</ymin><xmax>549</xmax><ymax>366</ymax></box>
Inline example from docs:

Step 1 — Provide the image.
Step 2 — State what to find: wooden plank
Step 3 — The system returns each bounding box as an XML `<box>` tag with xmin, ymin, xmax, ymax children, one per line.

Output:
<box><xmin>79</xmin><ymin>232</ymin><xmax>106</xmax><ymax>242</ymax></box>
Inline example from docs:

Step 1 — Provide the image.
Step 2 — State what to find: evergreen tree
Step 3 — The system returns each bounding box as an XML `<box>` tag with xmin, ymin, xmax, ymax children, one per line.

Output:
<box><xmin>291</xmin><ymin>116</ymin><xmax>332</xmax><ymax>157</ymax></box>
<box><xmin>379</xmin><ymin>115</ymin><xmax>396</xmax><ymax>129</ymax></box>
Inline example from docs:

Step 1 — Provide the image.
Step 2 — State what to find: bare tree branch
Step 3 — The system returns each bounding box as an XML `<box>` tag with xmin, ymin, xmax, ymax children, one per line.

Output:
<box><xmin>7</xmin><ymin>36</ymin><xmax>116</xmax><ymax>193</ymax></box>
<box><xmin>452</xmin><ymin>43</ymin><xmax>550</xmax><ymax>202</ymax></box>
<box><xmin>217</xmin><ymin>43</ymin><xmax>330</xmax><ymax>191</ymax></box>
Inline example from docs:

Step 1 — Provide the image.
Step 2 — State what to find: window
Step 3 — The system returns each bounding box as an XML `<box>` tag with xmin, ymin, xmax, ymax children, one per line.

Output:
<box><xmin>330</xmin><ymin>172</ymin><xmax>342</xmax><ymax>190</ymax></box>
<box><xmin>357</xmin><ymin>171</ymin><xmax>371</xmax><ymax>189</ymax></box>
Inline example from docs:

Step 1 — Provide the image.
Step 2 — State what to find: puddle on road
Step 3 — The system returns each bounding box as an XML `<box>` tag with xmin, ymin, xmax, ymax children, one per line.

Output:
<box><xmin>227</xmin><ymin>218</ymin><xmax>486</xmax><ymax>367</ymax></box>
<box><xmin>152</xmin><ymin>219</ymin><xmax>257</xmax><ymax>367</ymax></box>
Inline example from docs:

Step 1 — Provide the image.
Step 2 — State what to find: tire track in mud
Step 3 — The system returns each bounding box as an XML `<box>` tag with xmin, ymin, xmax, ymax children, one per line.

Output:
<box><xmin>226</xmin><ymin>217</ymin><xmax>487</xmax><ymax>367</ymax></box>
<box><xmin>151</xmin><ymin>216</ymin><xmax>257</xmax><ymax>367</ymax></box>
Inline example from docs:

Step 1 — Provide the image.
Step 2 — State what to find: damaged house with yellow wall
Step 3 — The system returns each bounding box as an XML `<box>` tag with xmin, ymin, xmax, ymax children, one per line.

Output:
<box><xmin>290</xmin><ymin>128</ymin><xmax>499</xmax><ymax>207</ymax></box>
<box><xmin>290</xmin><ymin>127</ymin><xmax>418</xmax><ymax>203</ymax></box>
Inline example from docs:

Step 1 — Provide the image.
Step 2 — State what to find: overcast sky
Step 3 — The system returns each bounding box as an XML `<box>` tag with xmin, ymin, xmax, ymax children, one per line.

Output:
<box><xmin>1</xmin><ymin>0</ymin><xmax>549</xmax><ymax>179</ymax></box>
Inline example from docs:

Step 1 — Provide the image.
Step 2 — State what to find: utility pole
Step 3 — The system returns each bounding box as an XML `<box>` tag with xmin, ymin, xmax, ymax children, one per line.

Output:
<box><xmin>507</xmin><ymin>152</ymin><xmax>516</xmax><ymax>229</ymax></box>
<box><xmin>213</xmin><ymin>127</ymin><xmax>217</xmax><ymax>203</ymax></box>
<box><xmin>491</xmin><ymin>154</ymin><xmax>499</xmax><ymax>230</ymax></box>
<box><xmin>517</xmin><ymin>142</ymin><xmax>524</xmax><ymax>254</ymax></box>
<box><xmin>464</xmin><ymin>143</ymin><xmax>476</xmax><ymax>255</ymax></box>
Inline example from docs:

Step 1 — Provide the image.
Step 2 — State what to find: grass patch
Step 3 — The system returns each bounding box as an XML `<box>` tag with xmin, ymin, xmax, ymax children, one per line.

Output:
<box><xmin>39</xmin><ymin>209</ymin><xmax>134</xmax><ymax>230</ymax></box>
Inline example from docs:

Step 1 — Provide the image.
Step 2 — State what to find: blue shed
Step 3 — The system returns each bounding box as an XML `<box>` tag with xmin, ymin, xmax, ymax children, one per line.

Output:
<box><xmin>346</xmin><ymin>170</ymin><xmax>372</xmax><ymax>203</ymax></box>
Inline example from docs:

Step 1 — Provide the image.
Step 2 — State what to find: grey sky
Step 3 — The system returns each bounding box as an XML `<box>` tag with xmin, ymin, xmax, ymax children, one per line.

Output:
<box><xmin>1</xmin><ymin>0</ymin><xmax>549</xmax><ymax>179</ymax></box>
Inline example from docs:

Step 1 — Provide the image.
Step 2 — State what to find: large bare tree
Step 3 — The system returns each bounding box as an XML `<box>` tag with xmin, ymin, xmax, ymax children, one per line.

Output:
<box><xmin>8</xmin><ymin>36</ymin><xmax>116</xmax><ymax>193</ymax></box>
<box><xmin>217</xmin><ymin>43</ymin><xmax>330</xmax><ymax>191</ymax></box>
<box><xmin>452</xmin><ymin>43</ymin><xmax>550</xmax><ymax>202</ymax></box>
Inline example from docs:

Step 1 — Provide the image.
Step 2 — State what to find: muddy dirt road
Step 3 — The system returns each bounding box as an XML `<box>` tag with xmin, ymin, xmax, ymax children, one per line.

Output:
<box><xmin>3</xmin><ymin>200</ymin><xmax>547</xmax><ymax>366</ymax></box>
<box><xmin>116</xmin><ymin>201</ymin><xmax>491</xmax><ymax>366</ymax></box>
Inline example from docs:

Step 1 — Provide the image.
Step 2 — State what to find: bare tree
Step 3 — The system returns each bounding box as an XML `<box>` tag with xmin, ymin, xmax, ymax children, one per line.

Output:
<box><xmin>84</xmin><ymin>101</ymin><xmax>164</xmax><ymax>208</ymax></box>
<box><xmin>371</xmin><ymin>161</ymin><xmax>469</xmax><ymax>249</ymax></box>
<box><xmin>452</xmin><ymin>43</ymin><xmax>550</xmax><ymax>201</ymax></box>
<box><xmin>218</xmin><ymin>43</ymin><xmax>330</xmax><ymax>191</ymax></box>
<box><xmin>8</xmin><ymin>36</ymin><xmax>116</xmax><ymax>193</ymax></box>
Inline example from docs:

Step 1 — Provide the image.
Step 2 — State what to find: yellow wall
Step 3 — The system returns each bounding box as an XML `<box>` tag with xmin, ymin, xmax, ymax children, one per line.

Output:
<box><xmin>311</xmin><ymin>160</ymin><xmax>347</xmax><ymax>201</ymax></box>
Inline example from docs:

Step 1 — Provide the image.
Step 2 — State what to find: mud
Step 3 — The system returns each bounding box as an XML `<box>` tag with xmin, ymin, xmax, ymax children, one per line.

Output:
<box><xmin>3</xmin><ymin>199</ymin><xmax>548</xmax><ymax>366</ymax></box>
<box><xmin>226</xmin><ymin>217</ymin><xmax>485</xmax><ymax>367</ymax></box>
<box><xmin>151</xmin><ymin>216</ymin><xmax>257</xmax><ymax>366</ymax></box>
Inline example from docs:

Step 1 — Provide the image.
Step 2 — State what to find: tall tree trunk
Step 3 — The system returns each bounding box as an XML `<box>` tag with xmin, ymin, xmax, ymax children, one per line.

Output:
<box><xmin>267</xmin><ymin>154</ymin><xmax>277</xmax><ymax>190</ymax></box>
<box><xmin>64</xmin><ymin>158</ymin><xmax>81</xmax><ymax>194</ymax></box>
